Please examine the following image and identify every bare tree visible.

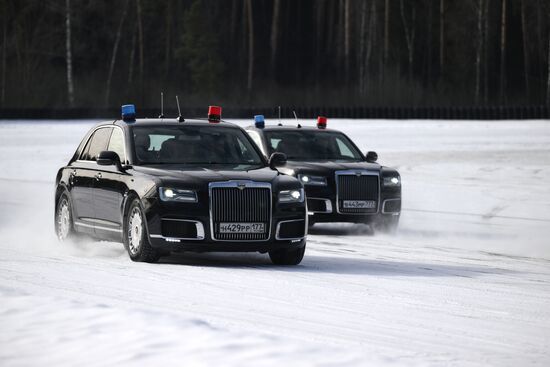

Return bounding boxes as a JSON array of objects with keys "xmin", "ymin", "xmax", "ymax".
[
  {"xmin": 315, "ymin": 0, "xmax": 326, "ymax": 84},
  {"xmin": 521, "ymin": 0, "xmax": 530, "ymax": 99},
  {"xmin": 500, "ymin": 0, "xmax": 507, "ymax": 103},
  {"xmin": 547, "ymin": 22, "xmax": 550, "ymax": 105},
  {"xmin": 400, "ymin": 0, "xmax": 416, "ymax": 80},
  {"xmin": 440, "ymin": 0, "xmax": 445, "ymax": 74},
  {"xmin": 105, "ymin": 0, "xmax": 129, "ymax": 107},
  {"xmin": 164, "ymin": 0, "xmax": 172, "ymax": 77},
  {"xmin": 483, "ymin": 0, "xmax": 490, "ymax": 103},
  {"xmin": 359, "ymin": 0, "xmax": 376, "ymax": 95},
  {"xmin": 474, "ymin": 0, "xmax": 484, "ymax": 105},
  {"xmin": 128, "ymin": 24, "xmax": 137, "ymax": 84},
  {"xmin": 344, "ymin": 0, "xmax": 350, "ymax": 81},
  {"xmin": 1, "ymin": 2, "xmax": 7, "ymax": 107},
  {"xmin": 359, "ymin": 0, "xmax": 367, "ymax": 94},
  {"xmin": 137, "ymin": 0, "xmax": 144, "ymax": 86},
  {"xmin": 270, "ymin": 0, "xmax": 281, "ymax": 76},
  {"xmin": 246, "ymin": 0, "xmax": 254, "ymax": 91},
  {"xmin": 384, "ymin": 0, "xmax": 389, "ymax": 69},
  {"xmin": 65, "ymin": 0, "xmax": 75, "ymax": 107}
]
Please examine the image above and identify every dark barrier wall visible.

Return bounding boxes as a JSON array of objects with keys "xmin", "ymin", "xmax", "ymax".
[{"xmin": 0, "ymin": 106, "xmax": 549, "ymax": 120}]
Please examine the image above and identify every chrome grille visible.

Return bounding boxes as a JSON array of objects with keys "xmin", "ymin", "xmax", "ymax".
[
  {"xmin": 336, "ymin": 171, "xmax": 379, "ymax": 214},
  {"xmin": 210, "ymin": 182, "xmax": 271, "ymax": 241}
]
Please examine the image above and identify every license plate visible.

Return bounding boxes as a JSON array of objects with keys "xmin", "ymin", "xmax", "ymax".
[
  {"xmin": 219, "ymin": 222, "xmax": 265, "ymax": 233},
  {"xmin": 343, "ymin": 200, "xmax": 376, "ymax": 209}
]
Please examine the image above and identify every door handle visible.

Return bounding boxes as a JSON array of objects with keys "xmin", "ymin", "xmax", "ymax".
[{"xmin": 94, "ymin": 173, "xmax": 102, "ymax": 181}]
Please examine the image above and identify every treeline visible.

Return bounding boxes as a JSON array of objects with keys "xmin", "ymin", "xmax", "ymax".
[{"xmin": 1, "ymin": 0, "xmax": 549, "ymax": 111}]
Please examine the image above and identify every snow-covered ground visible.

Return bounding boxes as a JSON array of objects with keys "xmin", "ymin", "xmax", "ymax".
[{"xmin": 1, "ymin": 119, "xmax": 549, "ymax": 367}]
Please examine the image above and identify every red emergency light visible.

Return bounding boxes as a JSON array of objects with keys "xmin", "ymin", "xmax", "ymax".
[
  {"xmin": 317, "ymin": 116, "xmax": 327, "ymax": 129},
  {"xmin": 208, "ymin": 105, "xmax": 222, "ymax": 123}
]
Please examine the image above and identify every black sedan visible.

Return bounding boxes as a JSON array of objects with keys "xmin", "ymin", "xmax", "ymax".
[
  {"xmin": 245, "ymin": 116, "xmax": 401, "ymax": 232},
  {"xmin": 54, "ymin": 107, "xmax": 307, "ymax": 264}
]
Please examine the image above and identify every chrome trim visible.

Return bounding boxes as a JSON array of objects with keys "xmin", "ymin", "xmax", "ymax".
[
  {"xmin": 208, "ymin": 181, "xmax": 272, "ymax": 242},
  {"xmin": 275, "ymin": 219, "xmax": 307, "ymax": 241},
  {"xmin": 74, "ymin": 221, "xmax": 122, "ymax": 233},
  {"xmin": 150, "ymin": 219, "xmax": 205, "ymax": 241},
  {"xmin": 306, "ymin": 197, "xmax": 333, "ymax": 214},
  {"xmin": 335, "ymin": 170, "xmax": 380, "ymax": 215},
  {"xmin": 382, "ymin": 198, "xmax": 401, "ymax": 215}
]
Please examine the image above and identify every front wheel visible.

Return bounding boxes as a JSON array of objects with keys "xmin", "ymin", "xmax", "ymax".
[
  {"xmin": 55, "ymin": 192, "xmax": 76, "ymax": 241},
  {"xmin": 123, "ymin": 198, "xmax": 160, "ymax": 263},
  {"xmin": 269, "ymin": 241, "xmax": 306, "ymax": 265}
]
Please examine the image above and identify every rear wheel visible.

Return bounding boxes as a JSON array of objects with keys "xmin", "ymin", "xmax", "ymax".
[
  {"xmin": 269, "ymin": 241, "xmax": 306, "ymax": 265},
  {"xmin": 124, "ymin": 198, "xmax": 160, "ymax": 263},
  {"xmin": 55, "ymin": 193, "xmax": 76, "ymax": 241}
]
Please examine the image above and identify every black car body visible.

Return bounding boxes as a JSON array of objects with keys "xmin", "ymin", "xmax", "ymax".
[
  {"xmin": 245, "ymin": 123, "xmax": 401, "ymax": 231},
  {"xmin": 54, "ymin": 116, "xmax": 307, "ymax": 264}
]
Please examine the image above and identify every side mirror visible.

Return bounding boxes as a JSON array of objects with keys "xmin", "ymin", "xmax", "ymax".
[
  {"xmin": 97, "ymin": 151, "xmax": 122, "ymax": 170},
  {"xmin": 365, "ymin": 151, "xmax": 378, "ymax": 163},
  {"xmin": 269, "ymin": 152, "xmax": 287, "ymax": 170}
]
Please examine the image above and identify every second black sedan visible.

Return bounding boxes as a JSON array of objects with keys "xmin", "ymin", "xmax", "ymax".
[
  {"xmin": 54, "ymin": 106, "xmax": 307, "ymax": 264},
  {"xmin": 246, "ymin": 116, "xmax": 401, "ymax": 232}
]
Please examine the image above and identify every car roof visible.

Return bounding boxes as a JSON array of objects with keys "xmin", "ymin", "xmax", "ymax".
[
  {"xmin": 94, "ymin": 118, "xmax": 241, "ymax": 129},
  {"xmin": 246, "ymin": 124, "xmax": 340, "ymax": 133}
]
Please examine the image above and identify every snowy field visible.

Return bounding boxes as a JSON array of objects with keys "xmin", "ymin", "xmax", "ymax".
[{"xmin": 0, "ymin": 118, "xmax": 549, "ymax": 366}]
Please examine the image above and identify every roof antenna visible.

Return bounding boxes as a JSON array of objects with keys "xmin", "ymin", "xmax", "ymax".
[
  {"xmin": 293, "ymin": 110, "xmax": 301, "ymax": 128},
  {"xmin": 176, "ymin": 95, "xmax": 184, "ymax": 122},
  {"xmin": 278, "ymin": 106, "xmax": 282, "ymax": 126},
  {"xmin": 159, "ymin": 92, "xmax": 164, "ymax": 118}
]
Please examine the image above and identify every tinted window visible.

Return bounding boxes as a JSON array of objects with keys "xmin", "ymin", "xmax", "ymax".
[
  {"xmin": 264, "ymin": 130, "xmax": 363, "ymax": 161},
  {"xmin": 80, "ymin": 127, "xmax": 113, "ymax": 161},
  {"xmin": 132, "ymin": 125, "xmax": 264, "ymax": 167},
  {"xmin": 107, "ymin": 128, "xmax": 126, "ymax": 163},
  {"xmin": 247, "ymin": 130, "xmax": 266, "ymax": 155}
]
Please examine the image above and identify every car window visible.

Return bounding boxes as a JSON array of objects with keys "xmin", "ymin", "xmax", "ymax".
[
  {"xmin": 247, "ymin": 130, "xmax": 266, "ymax": 155},
  {"xmin": 264, "ymin": 130, "xmax": 363, "ymax": 161},
  {"xmin": 80, "ymin": 127, "xmax": 113, "ymax": 161},
  {"xmin": 107, "ymin": 128, "xmax": 126, "ymax": 163},
  {"xmin": 336, "ymin": 137, "xmax": 355, "ymax": 158},
  {"xmin": 132, "ymin": 125, "xmax": 264, "ymax": 167}
]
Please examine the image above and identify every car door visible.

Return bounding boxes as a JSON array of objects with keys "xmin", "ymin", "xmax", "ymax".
[
  {"xmin": 70, "ymin": 126, "xmax": 113, "ymax": 235},
  {"xmin": 93, "ymin": 127, "xmax": 128, "ymax": 240}
]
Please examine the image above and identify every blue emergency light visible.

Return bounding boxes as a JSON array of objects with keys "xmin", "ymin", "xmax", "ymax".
[
  {"xmin": 121, "ymin": 104, "xmax": 136, "ymax": 122},
  {"xmin": 254, "ymin": 114, "xmax": 265, "ymax": 129}
]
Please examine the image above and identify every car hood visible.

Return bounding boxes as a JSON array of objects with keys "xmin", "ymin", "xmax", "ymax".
[
  {"xmin": 280, "ymin": 160, "xmax": 381, "ymax": 176},
  {"xmin": 132, "ymin": 165, "xmax": 280, "ymax": 184}
]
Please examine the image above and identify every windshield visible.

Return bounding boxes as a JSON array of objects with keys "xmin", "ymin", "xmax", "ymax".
[
  {"xmin": 132, "ymin": 125, "xmax": 264, "ymax": 167},
  {"xmin": 264, "ymin": 130, "xmax": 363, "ymax": 161}
]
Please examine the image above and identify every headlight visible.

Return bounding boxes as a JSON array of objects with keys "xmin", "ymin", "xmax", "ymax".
[
  {"xmin": 383, "ymin": 176, "xmax": 401, "ymax": 187},
  {"xmin": 298, "ymin": 174, "xmax": 327, "ymax": 186},
  {"xmin": 278, "ymin": 188, "xmax": 304, "ymax": 203},
  {"xmin": 159, "ymin": 187, "xmax": 198, "ymax": 202}
]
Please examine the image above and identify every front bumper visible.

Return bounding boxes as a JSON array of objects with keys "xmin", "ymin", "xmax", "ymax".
[
  {"xmin": 305, "ymin": 185, "xmax": 401, "ymax": 223},
  {"xmin": 142, "ymin": 197, "xmax": 307, "ymax": 252}
]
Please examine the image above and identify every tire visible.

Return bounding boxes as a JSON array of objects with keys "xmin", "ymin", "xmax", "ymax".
[
  {"xmin": 123, "ymin": 198, "xmax": 160, "ymax": 263},
  {"xmin": 269, "ymin": 241, "xmax": 306, "ymax": 265},
  {"xmin": 373, "ymin": 215, "xmax": 400, "ymax": 234},
  {"xmin": 55, "ymin": 192, "xmax": 76, "ymax": 241}
]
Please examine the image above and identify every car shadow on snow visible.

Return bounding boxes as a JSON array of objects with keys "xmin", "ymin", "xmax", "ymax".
[{"xmin": 159, "ymin": 251, "xmax": 510, "ymax": 278}]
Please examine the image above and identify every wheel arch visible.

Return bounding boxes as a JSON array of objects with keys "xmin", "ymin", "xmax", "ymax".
[{"xmin": 121, "ymin": 190, "xmax": 152, "ymax": 239}]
